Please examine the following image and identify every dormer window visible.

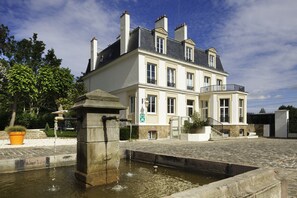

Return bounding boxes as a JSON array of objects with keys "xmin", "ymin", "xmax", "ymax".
[
  {"xmin": 155, "ymin": 27, "xmax": 168, "ymax": 54},
  {"xmin": 209, "ymin": 55, "xmax": 215, "ymax": 67},
  {"xmin": 185, "ymin": 47, "xmax": 192, "ymax": 61},
  {"xmin": 207, "ymin": 48, "xmax": 217, "ymax": 68},
  {"xmin": 156, "ymin": 36, "xmax": 164, "ymax": 53},
  {"xmin": 184, "ymin": 40, "xmax": 195, "ymax": 62}
]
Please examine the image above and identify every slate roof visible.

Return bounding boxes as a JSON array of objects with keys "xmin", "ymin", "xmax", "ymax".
[{"xmin": 85, "ymin": 27, "xmax": 225, "ymax": 74}]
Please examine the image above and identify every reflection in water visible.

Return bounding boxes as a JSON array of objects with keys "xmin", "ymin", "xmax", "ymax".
[{"xmin": 0, "ymin": 160, "xmax": 222, "ymax": 198}]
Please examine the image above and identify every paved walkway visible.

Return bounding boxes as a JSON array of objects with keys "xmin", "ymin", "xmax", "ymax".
[{"xmin": 0, "ymin": 138, "xmax": 296, "ymax": 197}]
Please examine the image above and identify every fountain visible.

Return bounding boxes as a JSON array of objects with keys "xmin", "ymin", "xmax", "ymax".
[
  {"xmin": 0, "ymin": 89, "xmax": 287, "ymax": 197},
  {"xmin": 71, "ymin": 89, "xmax": 126, "ymax": 188},
  {"xmin": 49, "ymin": 105, "xmax": 68, "ymax": 192}
]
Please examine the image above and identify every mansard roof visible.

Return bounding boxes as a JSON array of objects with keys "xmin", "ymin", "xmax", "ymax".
[{"xmin": 85, "ymin": 27, "xmax": 225, "ymax": 74}]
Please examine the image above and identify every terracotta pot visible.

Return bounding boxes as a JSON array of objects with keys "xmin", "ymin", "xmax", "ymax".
[{"xmin": 8, "ymin": 131, "xmax": 26, "ymax": 145}]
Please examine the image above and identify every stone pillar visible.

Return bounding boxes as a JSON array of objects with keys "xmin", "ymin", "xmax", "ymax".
[{"xmin": 72, "ymin": 89, "xmax": 126, "ymax": 188}]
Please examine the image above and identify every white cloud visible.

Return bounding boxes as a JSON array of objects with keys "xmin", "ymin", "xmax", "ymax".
[
  {"xmin": 1, "ymin": 0, "xmax": 121, "ymax": 76},
  {"xmin": 216, "ymin": 0, "xmax": 297, "ymax": 100}
]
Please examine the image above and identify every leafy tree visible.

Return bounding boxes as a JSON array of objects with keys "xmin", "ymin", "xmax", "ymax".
[
  {"xmin": 0, "ymin": 24, "xmax": 16, "ymax": 62},
  {"xmin": 259, "ymin": 108, "xmax": 266, "ymax": 114},
  {"xmin": 44, "ymin": 49, "xmax": 62, "ymax": 67},
  {"xmin": 37, "ymin": 66, "xmax": 74, "ymax": 111},
  {"xmin": 6, "ymin": 64, "xmax": 37, "ymax": 126},
  {"xmin": 0, "ymin": 24, "xmax": 86, "ymax": 128}
]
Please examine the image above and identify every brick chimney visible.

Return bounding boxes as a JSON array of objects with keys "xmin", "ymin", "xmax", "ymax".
[
  {"xmin": 90, "ymin": 37, "xmax": 97, "ymax": 71},
  {"xmin": 120, "ymin": 11, "xmax": 130, "ymax": 55},
  {"xmin": 174, "ymin": 23, "xmax": 187, "ymax": 42},
  {"xmin": 155, "ymin": 15, "xmax": 168, "ymax": 32}
]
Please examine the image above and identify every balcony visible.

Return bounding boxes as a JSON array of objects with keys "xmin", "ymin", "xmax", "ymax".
[{"xmin": 200, "ymin": 84, "xmax": 245, "ymax": 93}]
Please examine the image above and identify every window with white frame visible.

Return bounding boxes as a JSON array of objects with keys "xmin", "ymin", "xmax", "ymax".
[
  {"xmin": 186, "ymin": 72, "xmax": 194, "ymax": 90},
  {"xmin": 217, "ymin": 79, "xmax": 222, "ymax": 85},
  {"xmin": 201, "ymin": 100, "xmax": 208, "ymax": 121},
  {"xmin": 167, "ymin": 67, "xmax": 175, "ymax": 87},
  {"xmin": 187, "ymin": 100, "xmax": 194, "ymax": 117},
  {"xmin": 147, "ymin": 95, "xmax": 156, "ymax": 113},
  {"xmin": 147, "ymin": 63, "xmax": 157, "ymax": 84},
  {"xmin": 167, "ymin": 97, "xmax": 175, "ymax": 114},
  {"xmin": 209, "ymin": 55, "xmax": 215, "ymax": 67},
  {"xmin": 129, "ymin": 96, "xmax": 135, "ymax": 113},
  {"xmin": 156, "ymin": 36, "xmax": 164, "ymax": 53},
  {"xmin": 220, "ymin": 99, "xmax": 229, "ymax": 122},
  {"xmin": 239, "ymin": 99, "xmax": 244, "ymax": 123},
  {"xmin": 185, "ymin": 47, "xmax": 192, "ymax": 61},
  {"xmin": 204, "ymin": 76, "xmax": 210, "ymax": 87}
]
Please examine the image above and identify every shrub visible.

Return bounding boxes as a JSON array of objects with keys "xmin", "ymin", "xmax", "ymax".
[
  {"xmin": 5, "ymin": 125, "xmax": 27, "ymax": 133},
  {"xmin": 183, "ymin": 112, "xmax": 208, "ymax": 134},
  {"xmin": 44, "ymin": 123, "xmax": 50, "ymax": 132},
  {"xmin": 44, "ymin": 129, "xmax": 77, "ymax": 138},
  {"xmin": 120, "ymin": 126, "xmax": 139, "ymax": 140}
]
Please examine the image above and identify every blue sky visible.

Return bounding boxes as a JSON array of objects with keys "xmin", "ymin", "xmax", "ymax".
[{"xmin": 1, "ymin": 0, "xmax": 297, "ymax": 113}]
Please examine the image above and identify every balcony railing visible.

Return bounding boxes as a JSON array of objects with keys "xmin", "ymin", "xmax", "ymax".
[
  {"xmin": 167, "ymin": 82, "xmax": 176, "ymax": 87},
  {"xmin": 187, "ymin": 86, "xmax": 194, "ymax": 90},
  {"xmin": 200, "ymin": 84, "xmax": 245, "ymax": 93},
  {"xmin": 147, "ymin": 78, "xmax": 157, "ymax": 84}
]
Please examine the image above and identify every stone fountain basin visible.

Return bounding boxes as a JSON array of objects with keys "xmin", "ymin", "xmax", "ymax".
[{"xmin": 125, "ymin": 150, "xmax": 287, "ymax": 198}]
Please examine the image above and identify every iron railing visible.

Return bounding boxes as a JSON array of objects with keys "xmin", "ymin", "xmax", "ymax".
[
  {"xmin": 207, "ymin": 117, "xmax": 223, "ymax": 133},
  {"xmin": 147, "ymin": 78, "xmax": 157, "ymax": 84},
  {"xmin": 200, "ymin": 84, "xmax": 245, "ymax": 93},
  {"xmin": 187, "ymin": 86, "xmax": 194, "ymax": 90},
  {"xmin": 167, "ymin": 82, "xmax": 175, "ymax": 87}
]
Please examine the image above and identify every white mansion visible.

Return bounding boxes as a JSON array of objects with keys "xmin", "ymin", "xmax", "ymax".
[{"xmin": 82, "ymin": 11, "xmax": 248, "ymax": 139}]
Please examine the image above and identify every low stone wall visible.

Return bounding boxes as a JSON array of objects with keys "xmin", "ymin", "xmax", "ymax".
[
  {"xmin": 167, "ymin": 168, "xmax": 287, "ymax": 198},
  {"xmin": 0, "ymin": 129, "xmax": 47, "ymax": 140},
  {"xmin": 222, "ymin": 124, "xmax": 264, "ymax": 137},
  {"xmin": 138, "ymin": 125, "xmax": 170, "ymax": 139},
  {"xmin": 125, "ymin": 150, "xmax": 287, "ymax": 198}
]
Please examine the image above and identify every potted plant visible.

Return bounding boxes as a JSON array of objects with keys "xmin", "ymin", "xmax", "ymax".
[
  {"xmin": 183, "ymin": 112, "xmax": 208, "ymax": 133},
  {"xmin": 5, "ymin": 125, "xmax": 27, "ymax": 145},
  {"xmin": 181, "ymin": 112, "xmax": 211, "ymax": 141}
]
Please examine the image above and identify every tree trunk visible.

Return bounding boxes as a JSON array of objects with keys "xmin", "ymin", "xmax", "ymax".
[{"xmin": 9, "ymin": 96, "xmax": 17, "ymax": 126}]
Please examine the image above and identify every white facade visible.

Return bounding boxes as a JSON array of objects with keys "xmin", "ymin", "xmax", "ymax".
[{"xmin": 83, "ymin": 12, "xmax": 248, "ymax": 138}]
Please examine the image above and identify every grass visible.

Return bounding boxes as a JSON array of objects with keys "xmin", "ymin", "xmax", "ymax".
[{"xmin": 44, "ymin": 129, "xmax": 77, "ymax": 138}]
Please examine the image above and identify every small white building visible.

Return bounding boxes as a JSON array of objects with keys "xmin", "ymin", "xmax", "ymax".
[{"xmin": 82, "ymin": 11, "xmax": 248, "ymax": 139}]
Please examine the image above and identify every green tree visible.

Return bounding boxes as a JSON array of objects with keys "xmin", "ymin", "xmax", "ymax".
[
  {"xmin": 0, "ymin": 24, "xmax": 85, "ymax": 128},
  {"xmin": 37, "ymin": 66, "xmax": 74, "ymax": 111},
  {"xmin": 6, "ymin": 64, "xmax": 37, "ymax": 126},
  {"xmin": 0, "ymin": 24, "xmax": 16, "ymax": 62}
]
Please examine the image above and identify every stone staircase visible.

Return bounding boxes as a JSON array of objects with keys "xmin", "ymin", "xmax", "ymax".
[{"xmin": 210, "ymin": 127, "xmax": 224, "ymax": 141}]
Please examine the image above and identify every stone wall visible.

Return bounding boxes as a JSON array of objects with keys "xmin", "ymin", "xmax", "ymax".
[
  {"xmin": 220, "ymin": 124, "xmax": 264, "ymax": 137},
  {"xmin": 0, "ymin": 130, "xmax": 47, "ymax": 140},
  {"xmin": 126, "ymin": 150, "xmax": 287, "ymax": 198},
  {"xmin": 138, "ymin": 125, "xmax": 170, "ymax": 139}
]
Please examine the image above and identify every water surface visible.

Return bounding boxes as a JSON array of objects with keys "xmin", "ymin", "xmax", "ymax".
[{"xmin": 0, "ymin": 160, "xmax": 221, "ymax": 198}]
